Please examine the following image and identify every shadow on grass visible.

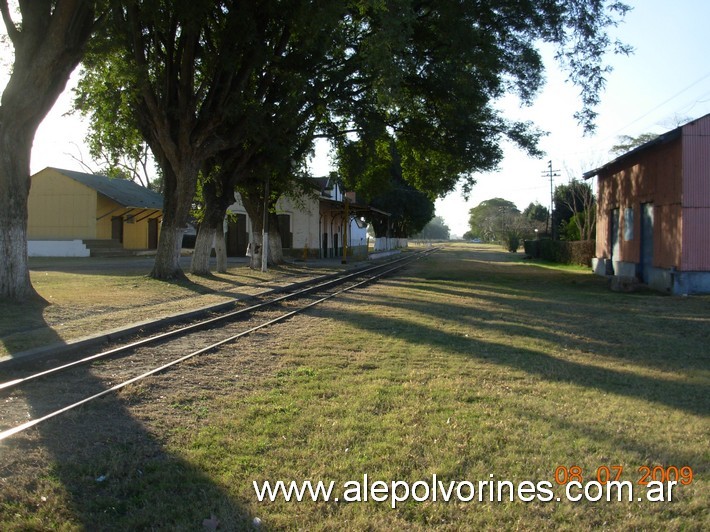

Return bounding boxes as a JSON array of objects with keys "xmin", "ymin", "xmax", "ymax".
[
  {"xmin": 320, "ymin": 294, "xmax": 709, "ymax": 417},
  {"xmin": 0, "ymin": 298, "xmax": 66, "ymax": 367},
  {"xmin": 0, "ymin": 363, "xmax": 252, "ymax": 529},
  {"xmin": 313, "ymin": 247, "xmax": 709, "ymax": 421},
  {"xmin": 380, "ymin": 263, "xmax": 709, "ymax": 376}
]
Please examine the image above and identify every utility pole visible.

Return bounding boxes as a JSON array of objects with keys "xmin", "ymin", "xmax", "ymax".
[{"xmin": 542, "ymin": 160, "xmax": 560, "ymax": 236}]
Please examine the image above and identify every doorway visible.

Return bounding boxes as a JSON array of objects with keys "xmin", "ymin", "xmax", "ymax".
[
  {"xmin": 639, "ymin": 203, "xmax": 654, "ymax": 283},
  {"xmin": 111, "ymin": 216, "xmax": 124, "ymax": 244}
]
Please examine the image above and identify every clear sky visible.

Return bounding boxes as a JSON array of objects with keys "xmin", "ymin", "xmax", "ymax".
[
  {"xmin": 433, "ymin": 0, "xmax": 710, "ymax": 236},
  {"xmin": 6, "ymin": 1, "xmax": 710, "ymax": 237}
]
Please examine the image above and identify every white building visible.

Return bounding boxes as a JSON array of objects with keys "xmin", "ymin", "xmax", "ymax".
[{"xmin": 226, "ymin": 177, "xmax": 380, "ymax": 260}]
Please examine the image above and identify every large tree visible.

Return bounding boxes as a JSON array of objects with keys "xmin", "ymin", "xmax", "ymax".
[
  {"xmin": 75, "ymin": 0, "xmax": 630, "ymax": 280},
  {"xmin": 467, "ymin": 198, "xmax": 521, "ymax": 242},
  {"xmin": 554, "ymin": 179, "xmax": 596, "ymax": 241},
  {"xmin": 0, "ymin": 0, "xmax": 101, "ymax": 301},
  {"xmin": 331, "ymin": 0, "xmax": 631, "ymax": 224},
  {"xmin": 413, "ymin": 216, "xmax": 450, "ymax": 240},
  {"xmin": 77, "ymin": 1, "xmax": 310, "ymax": 279},
  {"xmin": 188, "ymin": 0, "xmax": 350, "ymax": 273},
  {"xmin": 77, "ymin": 0, "xmax": 360, "ymax": 277}
]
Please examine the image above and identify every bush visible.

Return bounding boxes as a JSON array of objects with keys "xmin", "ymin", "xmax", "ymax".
[
  {"xmin": 524, "ymin": 239, "xmax": 540, "ymax": 258},
  {"xmin": 507, "ymin": 234, "xmax": 520, "ymax": 252},
  {"xmin": 523, "ymin": 239, "xmax": 594, "ymax": 267},
  {"xmin": 568, "ymin": 240, "xmax": 595, "ymax": 266}
]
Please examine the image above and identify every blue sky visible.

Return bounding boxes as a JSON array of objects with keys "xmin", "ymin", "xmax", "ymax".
[
  {"xmin": 435, "ymin": 0, "xmax": 710, "ymax": 235},
  {"xmin": 7, "ymin": 1, "xmax": 710, "ymax": 237}
]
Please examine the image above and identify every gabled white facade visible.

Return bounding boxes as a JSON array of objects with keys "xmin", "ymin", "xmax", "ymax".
[{"xmin": 226, "ymin": 178, "xmax": 369, "ymax": 259}]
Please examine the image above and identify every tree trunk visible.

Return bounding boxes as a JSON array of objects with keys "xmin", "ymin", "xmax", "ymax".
[
  {"xmin": 191, "ymin": 225, "xmax": 215, "ymax": 275},
  {"xmin": 215, "ymin": 230, "xmax": 228, "ymax": 273},
  {"xmin": 0, "ymin": 123, "xmax": 36, "ymax": 301},
  {"xmin": 241, "ymin": 191, "xmax": 284, "ymax": 269},
  {"xmin": 150, "ymin": 163, "xmax": 196, "ymax": 280},
  {"xmin": 268, "ymin": 221, "xmax": 284, "ymax": 266},
  {"xmin": 268, "ymin": 212, "xmax": 284, "ymax": 265},
  {"xmin": 0, "ymin": 1, "xmax": 96, "ymax": 301},
  {"xmin": 191, "ymin": 179, "xmax": 235, "ymax": 274}
]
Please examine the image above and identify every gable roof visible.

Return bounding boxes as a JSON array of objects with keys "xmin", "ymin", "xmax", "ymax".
[
  {"xmin": 48, "ymin": 167, "xmax": 163, "ymax": 210},
  {"xmin": 583, "ymin": 112, "xmax": 710, "ymax": 180}
]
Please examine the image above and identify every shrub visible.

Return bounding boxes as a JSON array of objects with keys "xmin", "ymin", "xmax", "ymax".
[
  {"xmin": 524, "ymin": 239, "xmax": 540, "ymax": 258},
  {"xmin": 507, "ymin": 234, "xmax": 520, "ymax": 252},
  {"xmin": 525, "ymin": 239, "xmax": 594, "ymax": 266}
]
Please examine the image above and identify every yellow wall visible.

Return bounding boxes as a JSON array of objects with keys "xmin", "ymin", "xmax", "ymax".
[
  {"xmin": 29, "ymin": 168, "xmax": 161, "ymax": 249},
  {"xmin": 28, "ymin": 168, "xmax": 97, "ymax": 239},
  {"xmin": 92, "ymin": 194, "xmax": 158, "ymax": 249},
  {"xmin": 123, "ymin": 214, "xmax": 152, "ymax": 249}
]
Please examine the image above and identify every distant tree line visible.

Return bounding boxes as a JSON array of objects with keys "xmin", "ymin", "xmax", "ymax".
[{"xmin": 465, "ymin": 179, "xmax": 596, "ymax": 252}]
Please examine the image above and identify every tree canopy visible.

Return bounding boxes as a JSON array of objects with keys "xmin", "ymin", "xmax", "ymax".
[
  {"xmin": 553, "ymin": 179, "xmax": 596, "ymax": 241},
  {"xmin": 467, "ymin": 198, "xmax": 520, "ymax": 242},
  {"xmin": 413, "ymin": 216, "xmax": 451, "ymax": 240},
  {"xmin": 610, "ymin": 133, "xmax": 660, "ymax": 156},
  {"xmin": 55, "ymin": 0, "xmax": 630, "ymax": 280}
]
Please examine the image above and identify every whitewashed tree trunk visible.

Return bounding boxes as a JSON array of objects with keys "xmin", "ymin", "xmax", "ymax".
[
  {"xmin": 0, "ymin": 2, "xmax": 96, "ymax": 301},
  {"xmin": 215, "ymin": 230, "xmax": 228, "ymax": 273},
  {"xmin": 152, "ymin": 224, "xmax": 186, "ymax": 279},
  {"xmin": 248, "ymin": 230, "xmax": 263, "ymax": 270},
  {"xmin": 191, "ymin": 225, "xmax": 215, "ymax": 275},
  {"xmin": 268, "ymin": 221, "xmax": 284, "ymax": 264}
]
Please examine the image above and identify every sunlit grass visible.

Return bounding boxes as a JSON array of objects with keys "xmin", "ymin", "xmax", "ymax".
[
  {"xmin": 0, "ymin": 260, "xmax": 341, "ymax": 357},
  {"xmin": 181, "ymin": 246, "xmax": 708, "ymax": 529},
  {"xmin": 1, "ymin": 245, "xmax": 707, "ymax": 529}
]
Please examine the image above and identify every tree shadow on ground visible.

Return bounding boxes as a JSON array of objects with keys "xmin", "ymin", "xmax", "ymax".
[
  {"xmin": 0, "ymin": 361, "xmax": 252, "ymax": 529},
  {"xmin": 380, "ymin": 259, "xmax": 710, "ymax": 377},
  {"xmin": 322, "ymin": 293, "xmax": 709, "ymax": 417},
  {"xmin": 0, "ymin": 298, "xmax": 66, "ymax": 370},
  {"xmin": 305, "ymin": 296, "xmax": 708, "ymax": 473}
]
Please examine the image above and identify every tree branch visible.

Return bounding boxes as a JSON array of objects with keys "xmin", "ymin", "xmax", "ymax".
[{"xmin": 0, "ymin": 0, "xmax": 20, "ymax": 45}]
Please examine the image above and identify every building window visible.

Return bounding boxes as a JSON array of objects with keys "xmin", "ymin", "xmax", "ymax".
[{"xmin": 623, "ymin": 207, "xmax": 634, "ymax": 241}]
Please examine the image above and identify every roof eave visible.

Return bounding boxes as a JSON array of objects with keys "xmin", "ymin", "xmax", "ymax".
[{"xmin": 583, "ymin": 128, "xmax": 682, "ymax": 179}]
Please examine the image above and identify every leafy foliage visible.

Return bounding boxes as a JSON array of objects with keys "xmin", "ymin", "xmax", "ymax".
[
  {"xmin": 523, "ymin": 201, "xmax": 550, "ymax": 223},
  {"xmin": 467, "ymin": 198, "xmax": 520, "ymax": 242},
  {"xmin": 413, "ymin": 216, "xmax": 450, "ymax": 240},
  {"xmin": 71, "ymin": 0, "xmax": 630, "ymax": 276},
  {"xmin": 610, "ymin": 132, "xmax": 660, "ymax": 156},
  {"xmin": 367, "ymin": 179, "xmax": 435, "ymax": 239},
  {"xmin": 553, "ymin": 179, "xmax": 596, "ymax": 241}
]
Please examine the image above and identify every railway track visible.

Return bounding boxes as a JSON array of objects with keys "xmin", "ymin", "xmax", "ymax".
[{"xmin": 0, "ymin": 248, "xmax": 438, "ymax": 441}]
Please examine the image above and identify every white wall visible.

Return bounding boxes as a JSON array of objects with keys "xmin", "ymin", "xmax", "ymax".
[{"xmin": 28, "ymin": 240, "xmax": 90, "ymax": 257}]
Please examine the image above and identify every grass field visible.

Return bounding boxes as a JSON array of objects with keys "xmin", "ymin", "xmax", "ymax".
[
  {"xmin": 1, "ymin": 244, "xmax": 708, "ymax": 530},
  {"xmin": 0, "ymin": 258, "xmax": 339, "ymax": 357}
]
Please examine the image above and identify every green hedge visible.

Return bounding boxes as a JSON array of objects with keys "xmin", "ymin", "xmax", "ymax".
[{"xmin": 524, "ymin": 239, "xmax": 594, "ymax": 267}]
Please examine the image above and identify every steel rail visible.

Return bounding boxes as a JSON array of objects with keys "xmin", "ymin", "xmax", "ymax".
[
  {"xmin": 0, "ymin": 248, "xmax": 435, "ymax": 441},
  {"xmin": 0, "ymin": 250, "xmax": 433, "ymax": 393}
]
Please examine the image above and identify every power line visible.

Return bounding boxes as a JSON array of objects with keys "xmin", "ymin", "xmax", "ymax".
[{"xmin": 607, "ymin": 70, "xmax": 710, "ymax": 138}]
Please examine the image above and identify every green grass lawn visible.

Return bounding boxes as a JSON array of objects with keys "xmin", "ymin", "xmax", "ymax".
[
  {"xmin": 1, "ymin": 244, "xmax": 708, "ymax": 530},
  {"xmin": 0, "ymin": 259, "xmax": 339, "ymax": 357}
]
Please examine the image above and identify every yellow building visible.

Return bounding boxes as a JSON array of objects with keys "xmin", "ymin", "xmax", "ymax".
[{"xmin": 28, "ymin": 167, "xmax": 163, "ymax": 257}]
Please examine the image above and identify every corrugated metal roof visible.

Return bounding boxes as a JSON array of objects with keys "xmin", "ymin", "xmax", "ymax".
[
  {"xmin": 582, "ymin": 128, "xmax": 682, "ymax": 179},
  {"xmin": 50, "ymin": 167, "xmax": 163, "ymax": 209},
  {"xmin": 583, "ymin": 112, "xmax": 710, "ymax": 179}
]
